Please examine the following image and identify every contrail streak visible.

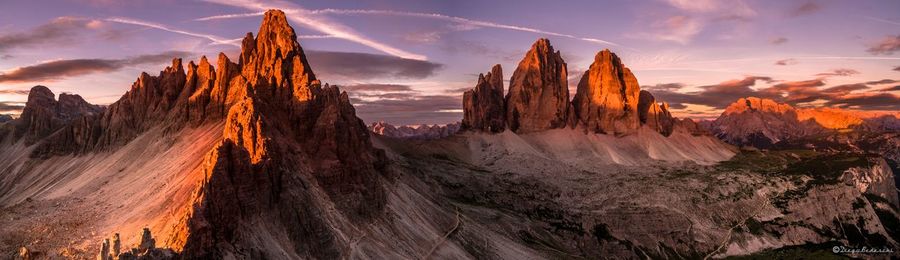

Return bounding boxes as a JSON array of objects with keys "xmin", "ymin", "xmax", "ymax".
[
  {"xmin": 200, "ymin": 0, "xmax": 428, "ymax": 60},
  {"xmin": 106, "ymin": 17, "xmax": 239, "ymax": 46},
  {"xmin": 195, "ymin": 8, "xmax": 619, "ymax": 46},
  {"xmin": 864, "ymin": 16, "xmax": 900, "ymax": 26}
]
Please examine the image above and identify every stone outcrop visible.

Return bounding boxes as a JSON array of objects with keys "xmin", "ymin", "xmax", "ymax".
[
  {"xmin": 462, "ymin": 65, "xmax": 505, "ymax": 132},
  {"xmin": 98, "ymin": 228, "xmax": 175, "ymax": 260},
  {"xmin": 572, "ymin": 49, "xmax": 641, "ymax": 135},
  {"xmin": 842, "ymin": 157, "xmax": 900, "ymax": 208},
  {"xmin": 673, "ymin": 118, "xmax": 708, "ymax": 136},
  {"xmin": 637, "ymin": 90, "xmax": 675, "ymax": 136},
  {"xmin": 98, "ymin": 238, "xmax": 110, "ymax": 260},
  {"xmin": 0, "ymin": 114, "xmax": 12, "ymax": 123},
  {"xmin": 11, "ymin": 86, "xmax": 102, "ymax": 145},
  {"xmin": 505, "ymin": 39, "xmax": 570, "ymax": 133}
]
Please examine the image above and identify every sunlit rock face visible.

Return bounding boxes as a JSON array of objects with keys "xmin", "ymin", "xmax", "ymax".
[
  {"xmin": 178, "ymin": 10, "xmax": 387, "ymax": 258},
  {"xmin": 572, "ymin": 49, "xmax": 642, "ymax": 135},
  {"xmin": 1, "ymin": 10, "xmax": 387, "ymax": 259},
  {"xmin": 505, "ymin": 38, "xmax": 570, "ymax": 133}
]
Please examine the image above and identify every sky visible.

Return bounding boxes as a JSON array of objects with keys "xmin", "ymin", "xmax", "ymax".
[{"xmin": 0, "ymin": 0, "xmax": 898, "ymax": 125}]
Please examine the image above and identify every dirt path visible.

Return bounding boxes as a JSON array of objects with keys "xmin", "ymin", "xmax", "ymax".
[
  {"xmin": 422, "ymin": 207, "xmax": 461, "ymax": 260},
  {"xmin": 704, "ymin": 194, "xmax": 770, "ymax": 260}
]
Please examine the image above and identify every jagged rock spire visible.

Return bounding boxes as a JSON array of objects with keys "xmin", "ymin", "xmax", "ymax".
[
  {"xmin": 239, "ymin": 10, "xmax": 317, "ymax": 102},
  {"xmin": 505, "ymin": 38, "xmax": 570, "ymax": 133},
  {"xmin": 462, "ymin": 64, "xmax": 506, "ymax": 132}
]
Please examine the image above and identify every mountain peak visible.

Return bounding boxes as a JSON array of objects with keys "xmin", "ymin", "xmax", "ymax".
[
  {"xmin": 527, "ymin": 38, "xmax": 561, "ymax": 62},
  {"xmin": 573, "ymin": 48, "xmax": 643, "ymax": 134},
  {"xmin": 26, "ymin": 85, "xmax": 54, "ymax": 104},
  {"xmin": 237, "ymin": 9, "xmax": 317, "ymax": 100},
  {"xmin": 256, "ymin": 9, "xmax": 298, "ymax": 56},
  {"xmin": 506, "ymin": 38, "xmax": 569, "ymax": 133},
  {"xmin": 15, "ymin": 85, "xmax": 102, "ymax": 145}
]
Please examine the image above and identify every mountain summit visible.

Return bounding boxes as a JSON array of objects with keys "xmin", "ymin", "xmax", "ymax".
[{"xmin": 1, "ymin": 10, "xmax": 387, "ymax": 259}]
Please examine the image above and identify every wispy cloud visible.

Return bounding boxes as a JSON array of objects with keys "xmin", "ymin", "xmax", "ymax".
[
  {"xmin": 0, "ymin": 102, "xmax": 26, "ymax": 113},
  {"xmin": 195, "ymin": 7, "xmax": 620, "ymax": 47},
  {"xmin": 637, "ymin": 15, "xmax": 703, "ymax": 44},
  {"xmin": 775, "ymin": 58, "xmax": 797, "ymax": 66},
  {"xmin": 867, "ymin": 35, "xmax": 900, "ymax": 55},
  {"xmin": 199, "ymin": 0, "xmax": 428, "ymax": 60},
  {"xmin": 788, "ymin": 1, "xmax": 823, "ymax": 17},
  {"xmin": 0, "ymin": 16, "xmax": 106, "ymax": 53},
  {"xmin": 649, "ymin": 0, "xmax": 755, "ymax": 44},
  {"xmin": 343, "ymin": 83, "xmax": 416, "ymax": 92},
  {"xmin": 0, "ymin": 89, "xmax": 31, "ymax": 95},
  {"xmin": 663, "ymin": 0, "xmax": 719, "ymax": 12},
  {"xmin": 864, "ymin": 79, "xmax": 897, "ymax": 85},
  {"xmin": 663, "ymin": 0, "xmax": 756, "ymax": 18},
  {"xmin": 770, "ymin": 37, "xmax": 788, "ymax": 45},
  {"xmin": 352, "ymin": 94, "xmax": 462, "ymax": 125},
  {"xmin": 814, "ymin": 68, "xmax": 859, "ymax": 77},
  {"xmin": 305, "ymin": 50, "xmax": 442, "ymax": 82},
  {"xmin": 648, "ymin": 76, "xmax": 778, "ymax": 109},
  {"xmin": 0, "ymin": 50, "xmax": 191, "ymax": 83}
]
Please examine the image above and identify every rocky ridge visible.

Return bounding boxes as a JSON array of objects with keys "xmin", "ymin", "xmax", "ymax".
[
  {"xmin": 1, "ymin": 86, "xmax": 102, "ymax": 146},
  {"xmin": 461, "ymin": 39, "xmax": 677, "ymax": 136},
  {"xmin": 1, "ymin": 10, "xmax": 387, "ymax": 259}
]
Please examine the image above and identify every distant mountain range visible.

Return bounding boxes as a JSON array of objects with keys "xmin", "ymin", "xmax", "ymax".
[
  {"xmin": 705, "ymin": 97, "xmax": 900, "ymax": 163},
  {"xmin": 368, "ymin": 121, "xmax": 460, "ymax": 140}
]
